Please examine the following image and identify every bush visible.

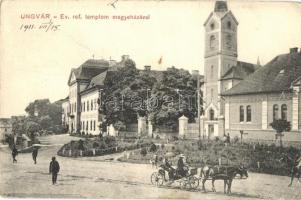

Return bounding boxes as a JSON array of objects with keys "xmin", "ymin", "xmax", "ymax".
[
  {"xmin": 149, "ymin": 143, "xmax": 157, "ymax": 152},
  {"xmin": 233, "ymin": 136, "xmax": 240, "ymax": 144},
  {"xmin": 140, "ymin": 147, "xmax": 147, "ymax": 156},
  {"xmin": 93, "ymin": 142, "xmax": 99, "ymax": 148}
]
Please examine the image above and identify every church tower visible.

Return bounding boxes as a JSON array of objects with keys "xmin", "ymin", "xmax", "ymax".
[{"xmin": 202, "ymin": 0, "xmax": 238, "ymax": 137}]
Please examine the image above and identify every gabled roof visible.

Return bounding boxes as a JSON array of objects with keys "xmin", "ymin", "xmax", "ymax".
[
  {"xmin": 222, "ymin": 50, "xmax": 301, "ymax": 96},
  {"xmin": 221, "ymin": 61, "xmax": 257, "ymax": 80},
  {"xmin": 88, "ymin": 70, "xmax": 108, "ymax": 88},
  {"xmin": 68, "ymin": 59, "xmax": 109, "ymax": 85}
]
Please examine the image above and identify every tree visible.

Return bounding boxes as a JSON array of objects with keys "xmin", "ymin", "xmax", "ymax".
[
  {"xmin": 39, "ymin": 115, "xmax": 52, "ymax": 130},
  {"xmin": 270, "ymin": 119, "xmax": 291, "ymax": 147},
  {"xmin": 25, "ymin": 99, "xmax": 63, "ymax": 133},
  {"xmin": 25, "ymin": 99, "xmax": 51, "ymax": 117},
  {"xmin": 113, "ymin": 121, "xmax": 126, "ymax": 137},
  {"xmin": 25, "ymin": 121, "xmax": 40, "ymax": 139},
  {"xmin": 11, "ymin": 116, "xmax": 26, "ymax": 136},
  {"xmin": 102, "ymin": 63, "xmax": 199, "ymax": 131}
]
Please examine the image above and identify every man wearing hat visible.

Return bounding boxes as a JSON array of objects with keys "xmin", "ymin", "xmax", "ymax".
[
  {"xmin": 49, "ymin": 157, "xmax": 60, "ymax": 185},
  {"xmin": 177, "ymin": 154, "xmax": 187, "ymax": 177}
]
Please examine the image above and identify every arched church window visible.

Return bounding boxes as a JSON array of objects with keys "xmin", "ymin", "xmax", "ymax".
[
  {"xmin": 281, "ymin": 104, "xmax": 287, "ymax": 120},
  {"xmin": 239, "ymin": 106, "xmax": 244, "ymax": 122},
  {"xmin": 209, "ymin": 109, "xmax": 215, "ymax": 120},
  {"xmin": 227, "ymin": 21, "xmax": 232, "ymax": 29},
  {"xmin": 246, "ymin": 105, "xmax": 252, "ymax": 122},
  {"xmin": 273, "ymin": 104, "xmax": 278, "ymax": 121},
  {"xmin": 210, "ymin": 35, "xmax": 216, "ymax": 49}
]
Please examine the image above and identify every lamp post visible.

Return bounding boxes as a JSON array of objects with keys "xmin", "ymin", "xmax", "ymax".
[{"xmin": 146, "ymin": 88, "xmax": 151, "ymax": 137}]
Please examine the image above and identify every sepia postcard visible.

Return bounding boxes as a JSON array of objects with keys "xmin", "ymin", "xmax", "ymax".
[{"xmin": 0, "ymin": 0, "xmax": 301, "ymax": 199}]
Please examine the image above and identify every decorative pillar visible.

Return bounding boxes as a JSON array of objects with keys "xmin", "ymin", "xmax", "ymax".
[
  {"xmin": 262, "ymin": 97, "xmax": 268, "ymax": 130},
  {"xmin": 218, "ymin": 116, "xmax": 225, "ymax": 137},
  {"xmin": 138, "ymin": 116, "xmax": 147, "ymax": 137},
  {"xmin": 178, "ymin": 115, "xmax": 188, "ymax": 138},
  {"xmin": 148, "ymin": 120, "xmax": 153, "ymax": 138},
  {"xmin": 292, "ymin": 87, "xmax": 299, "ymax": 131}
]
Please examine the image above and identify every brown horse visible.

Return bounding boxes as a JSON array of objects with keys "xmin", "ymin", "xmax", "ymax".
[
  {"xmin": 200, "ymin": 165, "xmax": 248, "ymax": 194},
  {"xmin": 280, "ymin": 154, "xmax": 301, "ymax": 187}
]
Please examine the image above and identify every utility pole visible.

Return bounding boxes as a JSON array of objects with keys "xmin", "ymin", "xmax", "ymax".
[{"xmin": 192, "ymin": 70, "xmax": 201, "ymax": 140}]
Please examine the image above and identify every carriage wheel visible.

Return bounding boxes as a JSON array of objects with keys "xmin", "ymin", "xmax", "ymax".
[
  {"xmin": 188, "ymin": 176, "xmax": 199, "ymax": 189},
  {"xmin": 151, "ymin": 172, "xmax": 158, "ymax": 185},
  {"xmin": 180, "ymin": 180, "xmax": 187, "ymax": 189},
  {"xmin": 151, "ymin": 172, "xmax": 164, "ymax": 187}
]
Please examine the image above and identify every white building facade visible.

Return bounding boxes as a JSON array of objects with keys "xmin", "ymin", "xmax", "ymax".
[{"xmin": 62, "ymin": 56, "xmax": 130, "ymax": 135}]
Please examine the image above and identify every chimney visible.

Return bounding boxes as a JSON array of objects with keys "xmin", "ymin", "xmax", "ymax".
[
  {"xmin": 290, "ymin": 47, "xmax": 298, "ymax": 54},
  {"xmin": 144, "ymin": 65, "xmax": 151, "ymax": 71}
]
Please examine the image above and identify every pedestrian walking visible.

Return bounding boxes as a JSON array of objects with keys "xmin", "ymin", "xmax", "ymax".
[
  {"xmin": 226, "ymin": 133, "xmax": 231, "ymax": 144},
  {"xmin": 32, "ymin": 147, "xmax": 39, "ymax": 164},
  {"xmin": 12, "ymin": 145, "xmax": 18, "ymax": 163},
  {"xmin": 49, "ymin": 157, "xmax": 60, "ymax": 185}
]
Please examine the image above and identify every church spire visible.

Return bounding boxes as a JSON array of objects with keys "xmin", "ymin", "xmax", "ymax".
[
  {"xmin": 214, "ymin": 0, "xmax": 228, "ymax": 12},
  {"xmin": 257, "ymin": 56, "xmax": 261, "ymax": 67}
]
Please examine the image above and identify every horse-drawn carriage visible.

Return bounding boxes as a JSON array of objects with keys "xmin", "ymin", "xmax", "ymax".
[
  {"xmin": 150, "ymin": 164, "xmax": 199, "ymax": 189},
  {"xmin": 151, "ymin": 163, "xmax": 249, "ymax": 193}
]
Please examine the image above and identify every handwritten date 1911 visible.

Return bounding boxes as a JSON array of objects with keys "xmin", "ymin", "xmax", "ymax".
[{"xmin": 20, "ymin": 20, "xmax": 60, "ymax": 32}]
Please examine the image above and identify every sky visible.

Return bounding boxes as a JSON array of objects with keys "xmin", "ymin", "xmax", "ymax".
[{"xmin": 0, "ymin": 0, "xmax": 301, "ymax": 118}]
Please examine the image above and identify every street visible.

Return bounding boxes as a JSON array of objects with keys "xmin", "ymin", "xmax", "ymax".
[{"xmin": 0, "ymin": 134, "xmax": 300, "ymax": 199}]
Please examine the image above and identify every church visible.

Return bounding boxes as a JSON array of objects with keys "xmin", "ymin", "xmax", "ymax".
[{"xmin": 201, "ymin": 0, "xmax": 301, "ymax": 141}]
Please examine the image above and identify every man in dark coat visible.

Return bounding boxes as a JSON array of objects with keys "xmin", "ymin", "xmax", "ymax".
[
  {"xmin": 177, "ymin": 154, "xmax": 187, "ymax": 177},
  {"xmin": 12, "ymin": 146, "xmax": 18, "ymax": 163},
  {"xmin": 32, "ymin": 147, "xmax": 39, "ymax": 164},
  {"xmin": 49, "ymin": 157, "xmax": 60, "ymax": 185}
]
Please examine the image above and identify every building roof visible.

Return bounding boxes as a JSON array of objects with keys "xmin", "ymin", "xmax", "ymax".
[
  {"xmin": 214, "ymin": 0, "xmax": 228, "ymax": 12},
  {"xmin": 70, "ymin": 59, "xmax": 109, "ymax": 82},
  {"xmin": 222, "ymin": 49, "xmax": 301, "ymax": 96},
  {"xmin": 204, "ymin": 0, "xmax": 238, "ymax": 26},
  {"xmin": 221, "ymin": 61, "xmax": 257, "ymax": 80},
  {"xmin": 88, "ymin": 70, "xmax": 108, "ymax": 88}
]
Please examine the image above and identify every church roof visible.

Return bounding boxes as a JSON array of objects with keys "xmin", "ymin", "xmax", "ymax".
[
  {"xmin": 204, "ymin": 0, "xmax": 238, "ymax": 26},
  {"xmin": 222, "ymin": 48, "xmax": 301, "ymax": 96},
  {"xmin": 221, "ymin": 61, "xmax": 257, "ymax": 80},
  {"xmin": 214, "ymin": 0, "xmax": 228, "ymax": 12}
]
